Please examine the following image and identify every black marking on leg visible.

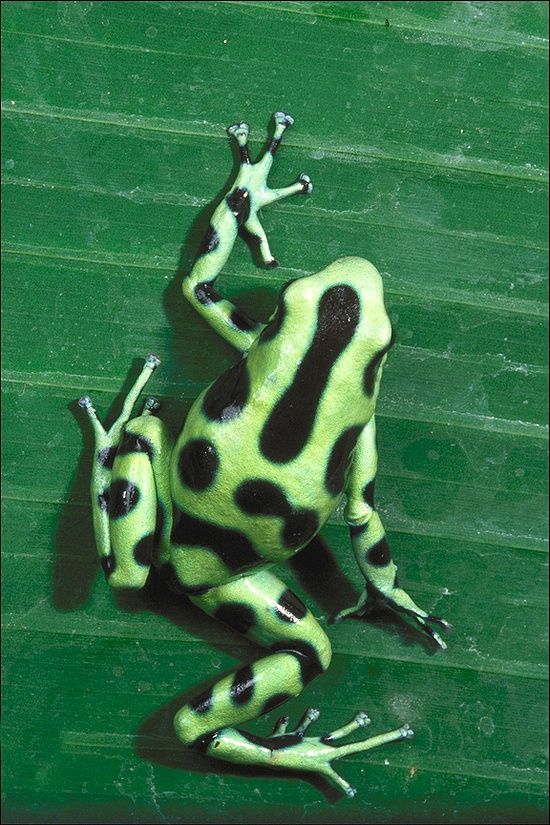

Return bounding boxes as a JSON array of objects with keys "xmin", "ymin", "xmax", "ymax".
[
  {"xmin": 226, "ymin": 187, "xmax": 251, "ymax": 226},
  {"xmin": 98, "ymin": 489, "xmax": 109, "ymax": 512},
  {"xmin": 363, "ymin": 327, "xmax": 396, "ymax": 397},
  {"xmin": 325, "ymin": 425, "xmax": 363, "ymax": 497},
  {"xmin": 101, "ymin": 554, "xmax": 116, "ymax": 579},
  {"xmin": 197, "ymin": 224, "xmax": 221, "ymax": 256},
  {"xmin": 234, "ymin": 479, "xmax": 318, "ymax": 550},
  {"xmin": 108, "ymin": 480, "xmax": 140, "ymax": 518},
  {"xmin": 259, "ymin": 297, "xmax": 286, "ymax": 344},
  {"xmin": 366, "ymin": 536, "xmax": 391, "ymax": 567},
  {"xmin": 350, "ymin": 523, "xmax": 368, "ymax": 538},
  {"xmin": 214, "ymin": 602, "xmax": 256, "ymax": 635},
  {"xmin": 202, "ymin": 359, "xmax": 250, "ymax": 422},
  {"xmin": 271, "ymin": 640, "xmax": 325, "ymax": 686},
  {"xmin": 261, "ymin": 692, "xmax": 293, "ymax": 716},
  {"xmin": 98, "ymin": 446, "xmax": 116, "ymax": 469},
  {"xmin": 230, "ymin": 307, "xmax": 257, "ymax": 332},
  {"xmin": 191, "ymin": 731, "xmax": 218, "ymax": 753},
  {"xmin": 363, "ymin": 479, "xmax": 376, "ymax": 509},
  {"xmin": 178, "ymin": 439, "xmax": 219, "ymax": 491},
  {"xmin": 194, "ymin": 281, "xmax": 222, "ymax": 305},
  {"xmin": 172, "ymin": 510, "xmax": 262, "ymax": 573},
  {"xmin": 269, "ymin": 137, "xmax": 281, "ymax": 156},
  {"xmin": 118, "ymin": 431, "xmax": 154, "ymax": 459},
  {"xmin": 230, "ymin": 665, "xmax": 255, "ymax": 705},
  {"xmin": 260, "ymin": 285, "xmax": 361, "ymax": 463},
  {"xmin": 133, "ymin": 533, "xmax": 154, "ymax": 566},
  {"xmin": 190, "ymin": 687, "xmax": 214, "ymax": 715},
  {"xmin": 239, "ymin": 145, "xmax": 250, "ymax": 164},
  {"xmin": 274, "ymin": 589, "xmax": 308, "ymax": 623}
]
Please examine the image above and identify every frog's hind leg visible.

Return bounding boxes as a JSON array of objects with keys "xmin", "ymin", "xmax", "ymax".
[
  {"xmin": 79, "ymin": 355, "xmax": 173, "ymax": 587},
  {"xmin": 173, "ymin": 569, "xmax": 413, "ymax": 796},
  {"xmin": 79, "ymin": 354, "xmax": 161, "ymax": 560}
]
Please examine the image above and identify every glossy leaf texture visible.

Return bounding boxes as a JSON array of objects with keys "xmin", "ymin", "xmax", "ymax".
[{"xmin": 1, "ymin": 2, "xmax": 548, "ymax": 823}]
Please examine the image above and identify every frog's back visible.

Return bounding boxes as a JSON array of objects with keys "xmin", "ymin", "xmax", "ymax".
[{"xmin": 170, "ymin": 257, "xmax": 393, "ymax": 585}]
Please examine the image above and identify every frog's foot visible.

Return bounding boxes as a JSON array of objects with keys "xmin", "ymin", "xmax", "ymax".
[
  {"xmin": 255, "ymin": 709, "xmax": 413, "ymax": 798},
  {"xmin": 227, "ymin": 121, "xmax": 249, "ymax": 145},
  {"xmin": 227, "ymin": 121, "xmax": 251, "ymax": 165},
  {"xmin": 332, "ymin": 587, "xmax": 452, "ymax": 651},
  {"xmin": 274, "ymin": 111, "xmax": 294, "ymax": 129},
  {"xmin": 79, "ymin": 353, "xmax": 160, "ymax": 443},
  {"xmin": 298, "ymin": 172, "xmax": 313, "ymax": 194},
  {"xmin": 143, "ymin": 396, "xmax": 161, "ymax": 414}
]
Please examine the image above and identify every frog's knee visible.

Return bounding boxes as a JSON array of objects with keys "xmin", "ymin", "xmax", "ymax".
[
  {"xmin": 316, "ymin": 630, "xmax": 333, "ymax": 672},
  {"xmin": 173, "ymin": 706, "xmax": 204, "ymax": 748},
  {"xmin": 273, "ymin": 630, "xmax": 333, "ymax": 687}
]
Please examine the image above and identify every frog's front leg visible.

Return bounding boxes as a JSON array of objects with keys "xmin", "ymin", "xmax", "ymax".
[
  {"xmin": 335, "ymin": 416, "xmax": 452, "ymax": 649},
  {"xmin": 79, "ymin": 355, "xmax": 173, "ymax": 586},
  {"xmin": 173, "ymin": 569, "xmax": 413, "ymax": 797},
  {"xmin": 182, "ymin": 112, "xmax": 312, "ymax": 353}
]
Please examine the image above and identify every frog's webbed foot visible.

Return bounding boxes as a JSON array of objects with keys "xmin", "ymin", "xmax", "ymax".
[{"xmin": 260, "ymin": 708, "xmax": 413, "ymax": 798}]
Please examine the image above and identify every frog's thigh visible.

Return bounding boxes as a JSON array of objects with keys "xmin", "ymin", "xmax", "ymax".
[{"xmin": 174, "ymin": 569, "xmax": 332, "ymax": 747}]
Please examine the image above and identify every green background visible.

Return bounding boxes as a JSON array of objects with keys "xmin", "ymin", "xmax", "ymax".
[{"xmin": 2, "ymin": 2, "xmax": 548, "ymax": 822}]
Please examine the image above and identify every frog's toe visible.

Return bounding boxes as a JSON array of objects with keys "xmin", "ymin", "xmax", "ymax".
[
  {"xmin": 298, "ymin": 172, "xmax": 313, "ymax": 194},
  {"xmin": 274, "ymin": 111, "xmax": 294, "ymax": 128},
  {"xmin": 78, "ymin": 395, "xmax": 93, "ymax": 411},
  {"xmin": 144, "ymin": 396, "xmax": 161, "ymax": 413},
  {"xmin": 295, "ymin": 707, "xmax": 320, "ymax": 735},
  {"xmin": 415, "ymin": 613, "xmax": 452, "ymax": 650},
  {"xmin": 272, "ymin": 714, "xmax": 289, "ymax": 735},
  {"xmin": 330, "ymin": 602, "xmax": 371, "ymax": 624},
  {"xmin": 145, "ymin": 353, "xmax": 161, "ymax": 369},
  {"xmin": 227, "ymin": 122, "xmax": 249, "ymax": 141},
  {"xmin": 322, "ymin": 710, "xmax": 371, "ymax": 744}
]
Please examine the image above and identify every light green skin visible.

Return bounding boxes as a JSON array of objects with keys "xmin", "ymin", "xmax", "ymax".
[{"xmin": 80, "ymin": 112, "xmax": 450, "ymax": 799}]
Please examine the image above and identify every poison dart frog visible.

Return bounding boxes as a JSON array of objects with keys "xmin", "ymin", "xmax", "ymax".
[{"xmin": 79, "ymin": 111, "xmax": 451, "ymax": 798}]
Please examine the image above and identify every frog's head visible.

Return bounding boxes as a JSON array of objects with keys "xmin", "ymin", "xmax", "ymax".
[{"xmin": 264, "ymin": 256, "xmax": 393, "ymax": 356}]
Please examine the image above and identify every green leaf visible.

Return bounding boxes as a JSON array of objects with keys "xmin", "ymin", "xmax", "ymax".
[{"xmin": 2, "ymin": 2, "xmax": 548, "ymax": 823}]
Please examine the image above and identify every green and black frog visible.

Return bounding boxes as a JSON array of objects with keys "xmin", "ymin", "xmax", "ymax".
[{"xmin": 79, "ymin": 112, "xmax": 450, "ymax": 798}]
